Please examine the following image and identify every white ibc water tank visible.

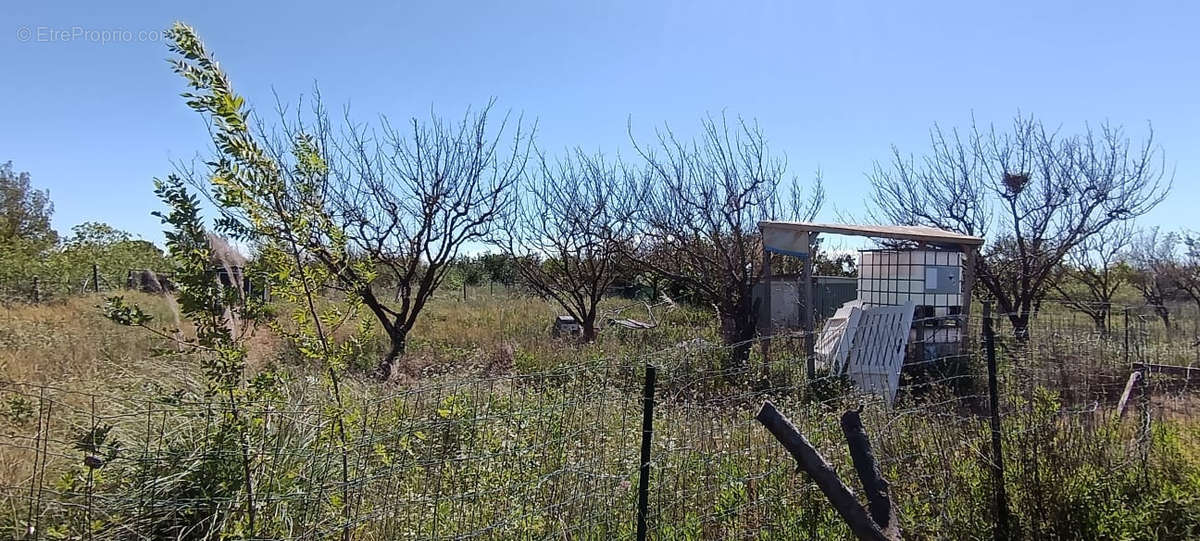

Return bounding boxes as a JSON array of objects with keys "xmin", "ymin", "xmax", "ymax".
[
  {"xmin": 857, "ymin": 249, "xmax": 965, "ymax": 344},
  {"xmin": 857, "ymin": 250, "xmax": 963, "ymax": 310}
]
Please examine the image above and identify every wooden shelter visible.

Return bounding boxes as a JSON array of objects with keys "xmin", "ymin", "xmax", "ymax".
[{"xmin": 758, "ymin": 221, "xmax": 985, "ymax": 377}]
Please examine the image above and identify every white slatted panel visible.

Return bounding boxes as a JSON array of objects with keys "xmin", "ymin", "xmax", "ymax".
[
  {"xmin": 843, "ymin": 301, "xmax": 915, "ymax": 404},
  {"xmin": 815, "ymin": 301, "xmax": 863, "ymax": 374}
]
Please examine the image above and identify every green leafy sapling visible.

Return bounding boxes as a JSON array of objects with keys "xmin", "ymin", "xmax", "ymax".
[
  {"xmin": 162, "ymin": 22, "xmax": 375, "ymax": 537},
  {"xmin": 103, "ymin": 175, "xmax": 268, "ymax": 537}
]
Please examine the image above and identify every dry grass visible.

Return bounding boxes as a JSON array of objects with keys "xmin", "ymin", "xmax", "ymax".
[
  {"xmin": 0, "ymin": 292, "xmax": 193, "ymax": 385},
  {"xmin": 0, "ymin": 294, "xmax": 201, "ymax": 494},
  {"xmin": 2, "ymin": 289, "xmax": 1198, "ymax": 539}
]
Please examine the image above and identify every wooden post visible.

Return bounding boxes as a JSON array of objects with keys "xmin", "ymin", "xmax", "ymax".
[
  {"xmin": 802, "ymin": 235, "xmax": 816, "ymax": 379},
  {"xmin": 31, "ymin": 276, "xmax": 40, "ymax": 303},
  {"xmin": 761, "ymin": 243, "xmax": 772, "ymax": 378},
  {"xmin": 1116, "ymin": 371, "xmax": 1142, "ymax": 419},
  {"xmin": 841, "ymin": 409, "xmax": 897, "ymax": 534},
  {"xmin": 635, "ymin": 364, "xmax": 657, "ymax": 541},
  {"xmin": 983, "ymin": 301, "xmax": 1010, "ymax": 541},
  {"xmin": 960, "ymin": 246, "xmax": 977, "ymax": 356},
  {"xmin": 756, "ymin": 401, "xmax": 896, "ymax": 541},
  {"xmin": 1124, "ymin": 308, "xmax": 1131, "ymax": 368},
  {"xmin": 92, "ymin": 264, "xmax": 100, "ymax": 293}
]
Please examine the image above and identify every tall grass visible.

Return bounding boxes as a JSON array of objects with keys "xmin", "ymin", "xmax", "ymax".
[{"xmin": 1, "ymin": 291, "xmax": 1198, "ymax": 539}]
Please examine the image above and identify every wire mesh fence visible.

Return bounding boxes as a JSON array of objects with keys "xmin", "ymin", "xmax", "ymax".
[
  {"xmin": 0, "ymin": 271, "xmax": 120, "ymax": 304},
  {"xmin": 0, "ymin": 300, "xmax": 1195, "ymax": 539},
  {"xmin": 0, "ymin": 265, "xmax": 171, "ymax": 304}
]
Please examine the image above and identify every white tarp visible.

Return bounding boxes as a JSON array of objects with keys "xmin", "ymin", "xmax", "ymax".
[{"xmin": 762, "ymin": 227, "xmax": 809, "ymax": 259}]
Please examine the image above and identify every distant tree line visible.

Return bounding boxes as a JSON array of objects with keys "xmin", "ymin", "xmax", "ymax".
[{"xmin": 0, "ymin": 161, "xmax": 168, "ymax": 296}]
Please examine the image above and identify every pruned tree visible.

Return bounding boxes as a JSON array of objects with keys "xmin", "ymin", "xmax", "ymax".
[
  {"xmin": 1129, "ymin": 227, "xmax": 1176, "ymax": 329},
  {"xmin": 1170, "ymin": 230, "xmax": 1200, "ymax": 314},
  {"xmin": 870, "ymin": 115, "xmax": 1168, "ymax": 338},
  {"xmin": 627, "ymin": 114, "xmax": 824, "ymax": 368},
  {"xmin": 1049, "ymin": 221, "xmax": 1134, "ymax": 334},
  {"xmin": 329, "ymin": 102, "xmax": 532, "ymax": 375},
  {"xmin": 166, "ymin": 23, "xmax": 531, "ymax": 379},
  {"xmin": 496, "ymin": 149, "xmax": 635, "ymax": 341}
]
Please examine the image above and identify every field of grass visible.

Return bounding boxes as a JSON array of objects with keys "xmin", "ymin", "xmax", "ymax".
[{"xmin": 2, "ymin": 289, "xmax": 1199, "ymax": 539}]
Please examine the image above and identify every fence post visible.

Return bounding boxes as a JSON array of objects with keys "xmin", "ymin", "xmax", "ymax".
[
  {"xmin": 92, "ymin": 264, "xmax": 101, "ymax": 293},
  {"xmin": 636, "ymin": 363, "xmax": 657, "ymax": 541},
  {"xmin": 983, "ymin": 301, "xmax": 1009, "ymax": 541},
  {"xmin": 31, "ymin": 276, "xmax": 40, "ymax": 303},
  {"xmin": 1124, "ymin": 308, "xmax": 1130, "ymax": 367}
]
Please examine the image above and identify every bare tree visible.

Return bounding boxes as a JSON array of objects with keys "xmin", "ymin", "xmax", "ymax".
[
  {"xmin": 1049, "ymin": 221, "xmax": 1134, "ymax": 334},
  {"xmin": 870, "ymin": 115, "xmax": 1168, "ymax": 338},
  {"xmin": 1170, "ymin": 230, "xmax": 1200, "ymax": 313},
  {"xmin": 165, "ymin": 24, "xmax": 531, "ymax": 380},
  {"xmin": 1129, "ymin": 227, "xmax": 1176, "ymax": 329},
  {"xmin": 496, "ymin": 149, "xmax": 635, "ymax": 341},
  {"xmin": 329, "ymin": 102, "xmax": 533, "ymax": 376},
  {"xmin": 627, "ymin": 114, "xmax": 824, "ymax": 368}
]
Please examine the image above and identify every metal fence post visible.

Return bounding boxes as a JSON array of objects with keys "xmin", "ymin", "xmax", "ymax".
[
  {"xmin": 1124, "ymin": 308, "xmax": 1130, "ymax": 367},
  {"xmin": 636, "ymin": 363, "xmax": 657, "ymax": 541},
  {"xmin": 983, "ymin": 301, "xmax": 1009, "ymax": 541}
]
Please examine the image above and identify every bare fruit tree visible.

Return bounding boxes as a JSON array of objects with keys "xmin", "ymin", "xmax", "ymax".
[
  {"xmin": 870, "ymin": 115, "xmax": 1168, "ymax": 338},
  {"xmin": 331, "ymin": 102, "xmax": 533, "ymax": 376},
  {"xmin": 166, "ymin": 21, "xmax": 533, "ymax": 379},
  {"xmin": 627, "ymin": 114, "xmax": 824, "ymax": 369},
  {"xmin": 1129, "ymin": 227, "xmax": 1177, "ymax": 329},
  {"xmin": 1050, "ymin": 221, "xmax": 1134, "ymax": 334},
  {"xmin": 1171, "ymin": 230, "xmax": 1200, "ymax": 314},
  {"xmin": 496, "ymin": 149, "xmax": 635, "ymax": 341}
]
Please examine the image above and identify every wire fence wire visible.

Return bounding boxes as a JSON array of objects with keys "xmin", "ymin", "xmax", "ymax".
[{"xmin": 1, "ymin": 301, "xmax": 1195, "ymax": 540}]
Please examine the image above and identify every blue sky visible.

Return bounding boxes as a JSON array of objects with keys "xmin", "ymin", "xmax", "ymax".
[{"xmin": 2, "ymin": 0, "xmax": 1196, "ymax": 247}]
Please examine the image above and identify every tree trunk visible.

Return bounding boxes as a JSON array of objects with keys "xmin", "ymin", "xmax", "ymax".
[
  {"xmin": 1155, "ymin": 306, "xmax": 1171, "ymax": 331},
  {"xmin": 1008, "ymin": 312, "xmax": 1031, "ymax": 344},
  {"xmin": 377, "ymin": 328, "xmax": 409, "ymax": 379},
  {"xmin": 1091, "ymin": 312, "xmax": 1108, "ymax": 336},
  {"xmin": 581, "ymin": 318, "xmax": 597, "ymax": 342},
  {"xmin": 721, "ymin": 312, "xmax": 755, "ymax": 373}
]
